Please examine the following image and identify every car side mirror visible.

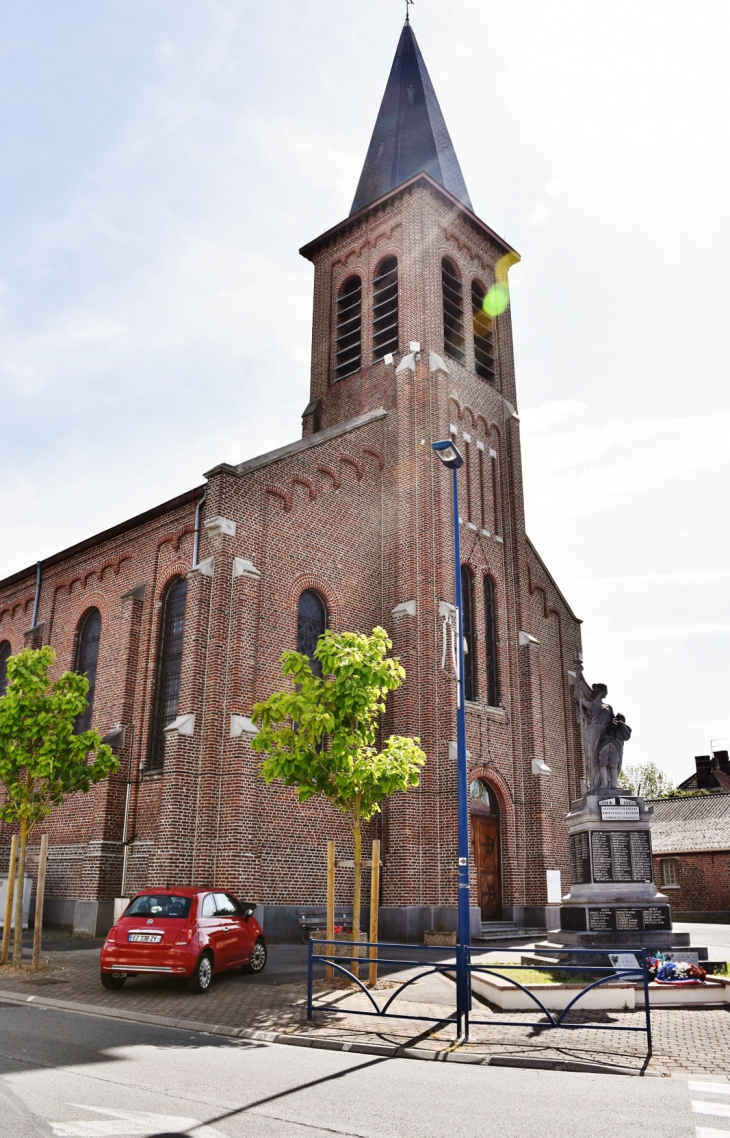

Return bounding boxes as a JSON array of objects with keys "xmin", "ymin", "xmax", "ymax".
[{"xmin": 242, "ymin": 906, "xmax": 255, "ymax": 920}]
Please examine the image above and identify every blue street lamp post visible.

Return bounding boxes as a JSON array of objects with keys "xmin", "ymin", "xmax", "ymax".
[{"xmin": 432, "ymin": 439, "xmax": 471, "ymax": 1030}]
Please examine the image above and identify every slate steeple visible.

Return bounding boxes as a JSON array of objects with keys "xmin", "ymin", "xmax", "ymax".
[{"xmin": 350, "ymin": 21, "xmax": 472, "ymax": 217}]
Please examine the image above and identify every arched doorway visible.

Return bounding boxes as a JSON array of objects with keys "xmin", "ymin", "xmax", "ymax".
[{"xmin": 470, "ymin": 778, "xmax": 501, "ymax": 919}]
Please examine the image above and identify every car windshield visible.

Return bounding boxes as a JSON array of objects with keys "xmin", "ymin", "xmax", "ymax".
[{"xmin": 125, "ymin": 895, "xmax": 192, "ymax": 919}]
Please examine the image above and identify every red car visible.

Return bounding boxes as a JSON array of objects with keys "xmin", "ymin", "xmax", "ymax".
[{"xmin": 100, "ymin": 887, "xmax": 267, "ymax": 994}]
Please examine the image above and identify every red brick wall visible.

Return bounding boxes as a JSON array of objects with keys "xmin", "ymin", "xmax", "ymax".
[{"xmin": 654, "ymin": 852, "xmax": 730, "ymax": 915}]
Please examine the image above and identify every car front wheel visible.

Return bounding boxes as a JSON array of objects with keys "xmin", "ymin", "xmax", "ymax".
[
  {"xmin": 243, "ymin": 938, "xmax": 267, "ymax": 974},
  {"xmin": 186, "ymin": 951, "xmax": 214, "ymax": 994},
  {"xmin": 100, "ymin": 971, "xmax": 126, "ymax": 990}
]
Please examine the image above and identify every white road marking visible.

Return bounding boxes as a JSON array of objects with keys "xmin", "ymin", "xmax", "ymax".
[
  {"xmin": 694, "ymin": 1102, "xmax": 730, "ymax": 1118},
  {"xmin": 696, "ymin": 1130, "xmax": 730, "ymax": 1138},
  {"xmin": 690, "ymin": 1083, "xmax": 730, "ymax": 1096},
  {"xmin": 50, "ymin": 1103, "xmax": 227, "ymax": 1137}
]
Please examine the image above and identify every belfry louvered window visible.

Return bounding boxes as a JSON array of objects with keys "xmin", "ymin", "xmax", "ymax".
[
  {"xmin": 334, "ymin": 276, "xmax": 362, "ymax": 381},
  {"xmin": 296, "ymin": 589, "xmax": 327, "ymax": 676},
  {"xmin": 148, "ymin": 576, "xmax": 188, "ymax": 770},
  {"xmin": 0, "ymin": 641, "xmax": 10, "ymax": 697},
  {"xmin": 442, "ymin": 258, "xmax": 465, "ymax": 363},
  {"xmin": 472, "ymin": 281, "xmax": 496, "ymax": 382},
  {"xmin": 74, "ymin": 608, "xmax": 102, "ymax": 734},
  {"xmin": 372, "ymin": 257, "xmax": 399, "ymax": 360},
  {"xmin": 461, "ymin": 564, "xmax": 476, "ymax": 702},
  {"xmin": 483, "ymin": 576, "xmax": 500, "ymax": 707}
]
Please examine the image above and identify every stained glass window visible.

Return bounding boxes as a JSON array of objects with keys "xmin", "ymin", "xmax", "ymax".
[
  {"xmin": 296, "ymin": 590, "xmax": 327, "ymax": 675},
  {"xmin": 483, "ymin": 576, "xmax": 500, "ymax": 708},
  {"xmin": 148, "ymin": 576, "xmax": 188, "ymax": 770},
  {"xmin": 74, "ymin": 609, "xmax": 101, "ymax": 734},
  {"xmin": 461, "ymin": 564, "xmax": 476, "ymax": 701},
  {"xmin": 0, "ymin": 641, "xmax": 10, "ymax": 697}
]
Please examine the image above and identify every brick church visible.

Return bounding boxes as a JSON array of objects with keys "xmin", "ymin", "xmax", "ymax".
[{"xmin": 0, "ymin": 20, "xmax": 584, "ymax": 940}]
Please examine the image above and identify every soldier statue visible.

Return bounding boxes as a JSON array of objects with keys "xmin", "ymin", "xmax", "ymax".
[{"xmin": 569, "ymin": 662, "xmax": 631, "ymax": 792}]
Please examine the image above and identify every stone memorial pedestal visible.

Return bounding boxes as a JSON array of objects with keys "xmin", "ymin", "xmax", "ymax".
[{"xmin": 547, "ymin": 791, "xmax": 690, "ymax": 952}]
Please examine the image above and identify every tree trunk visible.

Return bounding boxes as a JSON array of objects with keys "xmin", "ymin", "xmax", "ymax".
[
  {"xmin": 351, "ymin": 811, "xmax": 361, "ymax": 978},
  {"xmin": 12, "ymin": 817, "xmax": 28, "ymax": 968}
]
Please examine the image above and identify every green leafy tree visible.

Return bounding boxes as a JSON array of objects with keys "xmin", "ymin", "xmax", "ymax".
[
  {"xmin": 0, "ymin": 647, "xmax": 118, "ymax": 966},
  {"xmin": 619, "ymin": 760, "xmax": 675, "ymax": 799},
  {"xmin": 251, "ymin": 627, "xmax": 426, "ymax": 953}
]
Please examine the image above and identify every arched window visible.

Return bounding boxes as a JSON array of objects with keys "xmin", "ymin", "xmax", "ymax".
[
  {"xmin": 0, "ymin": 641, "xmax": 11, "ymax": 697},
  {"xmin": 483, "ymin": 576, "xmax": 500, "ymax": 707},
  {"xmin": 472, "ymin": 280, "xmax": 496, "ymax": 382},
  {"xmin": 469, "ymin": 778, "xmax": 500, "ymax": 816},
  {"xmin": 334, "ymin": 275, "xmax": 362, "ymax": 381},
  {"xmin": 442, "ymin": 258, "xmax": 465, "ymax": 364},
  {"xmin": 296, "ymin": 589, "xmax": 328, "ymax": 676},
  {"xmin": 73, "ymin": 609, "xmax": 102, "ymax": 734},
  {"xmin": 461, "ymin": 564, "xmax": 476, "ymax": 702},
  {"xmin": 372, "ymin": 257, "xmax": 398, "ymax": 360},
  {"xmin": 149, "ymin": 576, "xmax": 188, "ymax": 770}
]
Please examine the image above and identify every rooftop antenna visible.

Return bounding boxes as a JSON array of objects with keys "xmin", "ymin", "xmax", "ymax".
[{"xmin": 405, "ymin": 0, "xmax": 414, "ymax": 24}]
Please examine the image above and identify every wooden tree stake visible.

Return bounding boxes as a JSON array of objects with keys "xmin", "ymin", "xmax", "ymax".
[
  {"xmin": 326, "ymin": 840, "xmax": 335, "ymax": 982},
  {"xmin": 368, "ymin": 839, "xmax": 380, "ymax": 987},
  {"xmin": 31, "ymin": 835, "xmax": 48, "ymax": 971},
  {"xmin": 1, "ymin": 835, "xmax": 18, "ymax": 966}
]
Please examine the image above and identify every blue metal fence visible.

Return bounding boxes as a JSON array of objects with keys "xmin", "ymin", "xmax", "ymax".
[{"xmin": 306, "ymin": 939, "xmax": 652, "ymax": 1057}]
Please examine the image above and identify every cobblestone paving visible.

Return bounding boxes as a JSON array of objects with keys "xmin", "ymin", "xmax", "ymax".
[{"xmin": 2, "ymin": 948, "xmax": 730, "ymax": 1078}]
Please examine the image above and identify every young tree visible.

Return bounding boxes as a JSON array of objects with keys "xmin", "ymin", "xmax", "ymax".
[
  {"xmin": 0, "ymin": 647, "xmax": 118, "ymax": 967},
  {"xmin": 251, "ymin": 626, "xmax": 426, "ymax": 954},
  {"xmin": 619, "ymin": 760, "xmax": 675, "ymax": 799}
]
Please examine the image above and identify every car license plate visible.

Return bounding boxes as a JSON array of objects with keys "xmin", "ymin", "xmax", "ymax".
[{"xmin": 128, "ymin": 933, "xmax": 162, "ymax": 943}]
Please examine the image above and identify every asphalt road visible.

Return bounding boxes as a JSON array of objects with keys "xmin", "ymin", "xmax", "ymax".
[{"xmin": 0, "ymin": 1002, "xmax": 724, "ymax": 1138}]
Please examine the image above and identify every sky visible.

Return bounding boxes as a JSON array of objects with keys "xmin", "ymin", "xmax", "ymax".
[{"xmin": 0, "ymin": 0, "xmax": 728, "ymax": 785}]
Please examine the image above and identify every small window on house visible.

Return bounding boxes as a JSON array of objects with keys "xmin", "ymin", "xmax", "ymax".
[
  {"xmin": 483, "ymin": 576, "xmax": 500, "ymax": 708},
  {"xmin": 442, "ymin": 258, "xmax": 465, "ymax": 364},
  {"xmin": 461, "ymin": 564, "xmax": 476, "ymax": 702},
  {"xmin": 74, "ymin": 609, "xmax": 102, "ymax": 734},
  {"xmin": 372, "ymin": 257, "xmax": 399, "ymax": 360},
  {"xmin": 472, "ymin": 281, "xmax": 496, "ymax": 382},
  {"xmin": 334, "ymin": 275, "xmax": 362, "ymax": 381},
  {"xmin": 0, "ymin": 641, "xmax": 10, "ymax": 697},
  {"xmin": 296, "ymin": 589, "xmax": 328, "ymax": 676},
  {"xmin": 148, "ymin": 576, "xmax": 188, "ymax": 770},
  {"xmin": 661, "ymin": 858, "xmax": 679, "ymax": 888}
]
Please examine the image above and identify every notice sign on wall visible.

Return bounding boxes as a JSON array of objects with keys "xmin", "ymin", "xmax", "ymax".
[{"xmin": 599, "ymin": 797, "xmax": 640, "ymax": 821}]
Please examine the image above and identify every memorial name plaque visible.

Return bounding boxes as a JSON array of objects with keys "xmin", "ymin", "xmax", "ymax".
[
  {"xmin": 569, "ymin": 832, "xmax": 591, "ymax": 884},
  {"xmin": 587, "ymin": 906, "xmax": 671, "ymax": 932},
  {"xmin": 590, "ymin": 829, "xmax": 653, "ymax": 884},
  {"xmin": 599, "ymin": 797, "xmax": 640, "ymax": 822}
]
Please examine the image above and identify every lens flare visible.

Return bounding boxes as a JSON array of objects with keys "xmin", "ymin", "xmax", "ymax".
[{"xmin": 482, "ymin": 282, "xmax": 510, "ymax": 318}]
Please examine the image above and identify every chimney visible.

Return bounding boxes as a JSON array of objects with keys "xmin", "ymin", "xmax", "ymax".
[{"xmin": 695, "ymin": 755, "xmax": 713, "ymax": 788}]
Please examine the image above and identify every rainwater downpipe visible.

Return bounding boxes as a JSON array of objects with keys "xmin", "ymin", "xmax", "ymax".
[
  {"xmin": 31, "ymin": 560, "xmax": 42, "ymax": 629},
  {"xmin": 192, "ymin": 489, "xmax": 207, "ymax": 569}
]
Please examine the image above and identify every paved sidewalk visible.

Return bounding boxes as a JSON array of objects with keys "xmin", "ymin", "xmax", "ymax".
[{"xmin": 2, "ymin": 941, "xmax": 730, "ymax": 1078}]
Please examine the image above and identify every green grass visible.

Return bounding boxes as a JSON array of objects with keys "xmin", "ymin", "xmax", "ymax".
[{"xmin": 472, "ymin": 961, "xmax": 603, "ymax": 987}]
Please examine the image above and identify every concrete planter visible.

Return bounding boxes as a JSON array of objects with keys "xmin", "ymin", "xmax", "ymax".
[
  {"xmin": 470, "ymin": 971, "xmax": 637, "ymax": 1011},
  {"xmin": 424, "ymin": 931, "xmax": 457, "ymax": 947}
]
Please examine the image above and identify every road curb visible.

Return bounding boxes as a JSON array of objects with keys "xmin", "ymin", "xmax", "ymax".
[{"xmin": 0, "ymin": 987, "xmax": 652, "ymax": 1074}]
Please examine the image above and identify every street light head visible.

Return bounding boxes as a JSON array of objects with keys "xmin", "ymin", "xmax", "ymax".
[{"xmin": 431, "ymin": 439, "xmax": 464, "ymax": 469}]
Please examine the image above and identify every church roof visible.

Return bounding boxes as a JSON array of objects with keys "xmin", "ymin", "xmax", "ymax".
[{"xmin": 350, "ymin": 21, "xmax": 472, "ymax": 217}]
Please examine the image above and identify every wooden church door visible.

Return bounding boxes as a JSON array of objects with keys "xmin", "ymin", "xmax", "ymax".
[{"xmin": 469, "ymin": 778, "xmax": 502, "ymax": 919}]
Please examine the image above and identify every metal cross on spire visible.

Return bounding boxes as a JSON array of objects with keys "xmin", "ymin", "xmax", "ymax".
[{"xmin": 405, "ymin": 0, "xmax": 414, "ymax": 24}]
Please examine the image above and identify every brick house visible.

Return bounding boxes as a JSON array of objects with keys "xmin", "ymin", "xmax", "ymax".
[
  {"xmin": 651, "ymin": 795, "xmax": 730, "ymax": 921},
  {"xmin": 0, "ymin": 21, "xmax": 584, "ymax": 939}
]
